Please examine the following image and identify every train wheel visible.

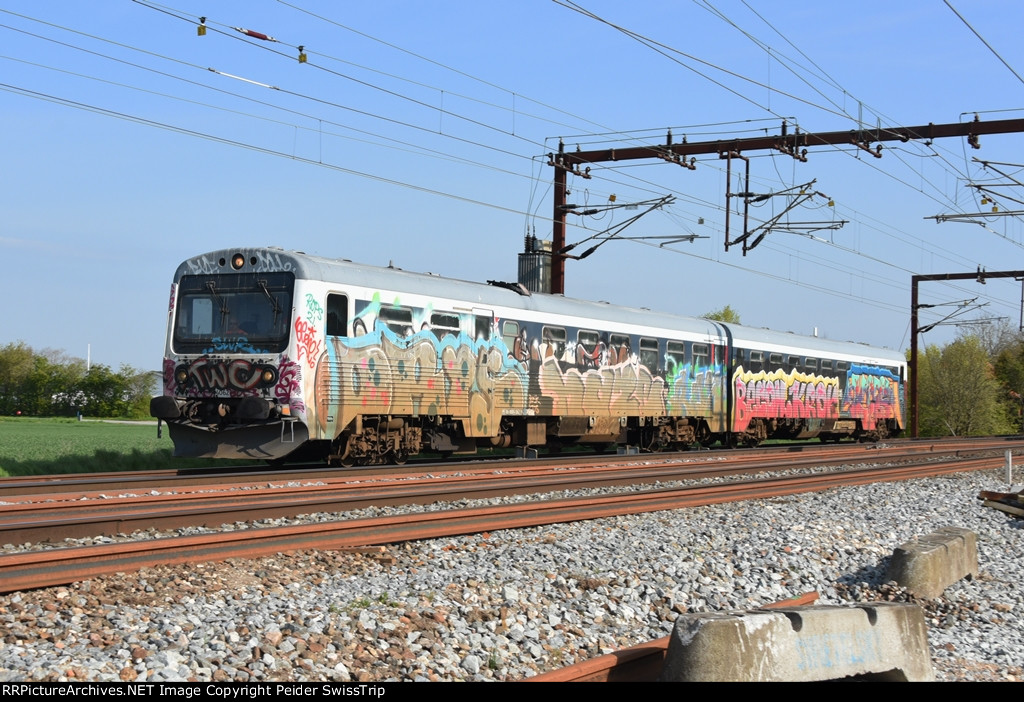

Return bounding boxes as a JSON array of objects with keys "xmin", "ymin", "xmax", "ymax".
[{"xmin": 392, "ymin": 450, "xmax": 409, "ymax": 465}]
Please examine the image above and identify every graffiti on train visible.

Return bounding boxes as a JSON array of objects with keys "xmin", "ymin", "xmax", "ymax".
[
  {"xmin": 842, "ymin": 364, "xmax": 902, "ymax": 428},
  {"xmin": 183, "ymin": 249, "xmax": 295, "ymax": 276},
  {"xmin": 294, "ymin": 318, "xmax": 322, "ymax": 368},
  {"xmin": 274, "ymin": 355, "xmax": 305, "ymax": 414},
  {"xmin": 536, "ymin": 355, "xmax": 668, "ymax": 418},
  {"xmin": 315, "ymin": 326, "xmax": 529, "ymax": 438},
  {"xmin": 665, "ymin": 359, "xmax": 725, "ymax": 418},
  {"xmin": 316, "ymin": 294, "xmax": 731, "ymax": 430},
  {"xmin": 172, "ymin": 357, "xmax": 275, "ymax": 395},
  {"xmin": 733, "ymin": 366, "xmax": 841, "ymax": 431},
  {"xmin": 293, "ymin": 292, "xmax": 326, "ymax": 369},
  {"xmin": 203, "ymin": 336, "xmax": 264, "ymax": 355}
]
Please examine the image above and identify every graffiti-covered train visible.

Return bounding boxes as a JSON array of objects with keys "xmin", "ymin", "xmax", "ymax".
[{"xmin": 150, "ymin": 247, "xmax": 906, "ymax": 464}]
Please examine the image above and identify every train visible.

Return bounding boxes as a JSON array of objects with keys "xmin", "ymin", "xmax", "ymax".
[{"xmin": 150, "ymin": 247, "xmax": 906, "ymax": 464}]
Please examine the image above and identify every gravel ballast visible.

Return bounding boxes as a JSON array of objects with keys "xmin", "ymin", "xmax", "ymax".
[{"xmin": 0, "ymin": 468, "xmax": 1021, "ymax": 682}]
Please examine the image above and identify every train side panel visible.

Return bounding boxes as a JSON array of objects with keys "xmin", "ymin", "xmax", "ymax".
[
  {"xmin": 304, "ymin": 283, "xmax": 730, "ymax": 463},
  {"xmin": 725, "ymin": 327, "xmax": 905, "ymax": 443}
]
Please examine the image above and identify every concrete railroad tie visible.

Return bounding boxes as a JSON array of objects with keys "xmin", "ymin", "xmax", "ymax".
[{"xmin": 886, "ymin": 527, "xmax": 978, "ymax": 600}]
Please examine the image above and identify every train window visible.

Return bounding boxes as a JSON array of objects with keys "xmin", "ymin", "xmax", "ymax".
[
  {"xmin": 475, "ymin": 315, "xmax": 491, "ymax": 341},
  {"xmin": 378, "ymin": 307, "xmax": 413, "ymax": 337},
  {"xmin": 430, "ymin": 312, "xmax": 460, "ymax": 340},
  {"xmin": 608, "ymin": 333, "xmax": 631, "ymax": 364},
  {"xmin": 502, "ymin": 321, "xmax": 519, "ymax": 349},
  {"xmin": 821, "ymin": 360, "xmax": 833, "ymax": 371},
  {"xmin": 666, "ymin": 341, "xmax": 685, "ymax": 373},
  {"xmin": 639, "ymin": 338, "xmax": 659, "ymax": 372},
  {"xmin": 542, "ymin": 326, "xmax": 566, "ymax": 359},
  {"xmin": 326, "ymin": 295, "xmax": 348, "ymax": 336},
  {"xmin": 504, "ymin": 321, "xmax": 530, "ymax": 363},
  {"xmin": 578, "ymin": 330, "xmax": 599, "ymax": 351},
  {"xmin": 805, "ymin": 358, "xmax": 818, "ymax": 372},
  {"xmin": 836, "ymin": 361, "xmax": 850, "ymax": 371},
  {"xmin": 769, "ymin": 353, "xmax": 783, "ymax": 365},
  {"xmin": 787, "ymin": 355, "xmax": 799, "ymax": 367},
  {"xmin": 745, "ymin": 350, "xmax": 764, "ymax": 372},
  {"xmin": 577, "ymin": 330, "xmax": 600, "ymax": 367},
  {"xmin": 187, "ymin": 298, "xmax": 213, "ymax": 335},
  {"xmin": 172, "ymin": 271, "xmax": 294, "ymax": 353},
  {"xmin": 692, "ymin": 344, "xmax": 709, "ymax": 366}
]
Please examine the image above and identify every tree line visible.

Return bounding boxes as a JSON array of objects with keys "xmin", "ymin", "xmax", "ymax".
[
  {"xmin": 0, "ymin": 342, "xmax": 154, "ymax": 418},
  {"xmin": 916, "ymin": 322, "xmax": 1024, "ymax": 437}
]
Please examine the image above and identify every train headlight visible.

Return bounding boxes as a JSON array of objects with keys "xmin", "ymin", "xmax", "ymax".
[
  {"xmin": 231, "ymin": 253, "xmax": 245, "ymax": 270},
  {"xmin": 260, "ymin": 367, "xmax": 278, "ymax": 386},
  {"xmin": 174, "ymin": 365, "xmax": 189, "ymax": 386}
]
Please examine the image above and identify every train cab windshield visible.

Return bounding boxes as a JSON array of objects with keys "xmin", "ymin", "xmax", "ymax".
[{"xmin": 172, "ymin": 272, "xmax": 294, "ymax": 354}]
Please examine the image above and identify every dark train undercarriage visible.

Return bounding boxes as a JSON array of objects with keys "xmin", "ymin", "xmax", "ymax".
[{"xmin": 320, "ymin": 413, "xmax": 898, "ymax": 467}]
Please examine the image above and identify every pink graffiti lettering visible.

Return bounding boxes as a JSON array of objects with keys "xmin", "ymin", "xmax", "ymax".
[
  {"xmin": 274, "ymin": 356, "xmax": 304, "ymax": 412},
  {"xmin": 294, "ymin": 317, "xmax": 322, "ymax": 368},
  {"xmin": 843, "ymin": 373, "xmax": 899, "ymax": 427},
  {"xmin": 733, "ymin": 367, "xmax": 840, "ymax": 432},
  {"xmin": 163, "ymin": 358, "xmax": 176, "ymax": 395}
]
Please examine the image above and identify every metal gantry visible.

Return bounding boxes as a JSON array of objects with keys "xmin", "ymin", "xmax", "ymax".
[{"xmin": 548, "ymin": 116, "xmax": 1024, "ymax": 294}]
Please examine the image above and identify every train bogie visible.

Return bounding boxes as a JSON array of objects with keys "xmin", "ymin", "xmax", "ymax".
[{"xmin": 151, "ymin": 248, "xmax": 906, "ymax": 464}]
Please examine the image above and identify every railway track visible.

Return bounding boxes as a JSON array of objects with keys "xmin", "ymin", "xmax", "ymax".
[
  {"xmin": 1, "ymin": 437, "xmax": 1018, "ymax": 546},
  {"xmin": 0, "ymin": 442, "xmax": 1015, "ymax": 594},
  {"xmin": 2, "ymin": 434, "xmax": 1016, "ymax": 496}
]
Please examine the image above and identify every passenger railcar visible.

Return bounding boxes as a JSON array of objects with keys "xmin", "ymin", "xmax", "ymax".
[{"xmin": 150, "ymin": 247, "xmax": 906, "ymax": 463}]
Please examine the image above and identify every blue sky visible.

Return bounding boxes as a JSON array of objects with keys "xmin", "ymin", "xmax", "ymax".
[{"xmin": 3, "ymin": 0, "xmax": 1024, "ymax": 371}]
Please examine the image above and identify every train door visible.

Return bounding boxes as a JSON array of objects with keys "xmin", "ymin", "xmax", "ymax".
[
  {"xmin": 326, "ymin": 293, "xmax": 349, "ymax": 337},
  {"xmin": 707, "ymin": 321, "xmax": 731, "ymax": 435},
  {"xmin": 467, "ymin": 308, "xmax": 500, "ymax": 438},
  {"xmin": 316, "ymin": 292, "xmax": 351, "ymax": 441}
]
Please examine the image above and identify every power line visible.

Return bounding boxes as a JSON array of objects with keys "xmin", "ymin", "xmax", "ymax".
[
  {"xmin": 944, "ymin": 0, "xmax": 1024, "ymax": 88},
  {"xmin": 0, "ymin": 82, "xmax": 536, "ymax": 219}
]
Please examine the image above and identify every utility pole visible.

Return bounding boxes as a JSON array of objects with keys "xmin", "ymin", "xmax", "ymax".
[{"xmin": 548, "ymin": 116, "xmax": 1024, "ymax": 295}]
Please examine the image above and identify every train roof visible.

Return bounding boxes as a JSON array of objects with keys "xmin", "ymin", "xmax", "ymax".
[{"xmin": 177, "ymin": 247, "xmax": 906, "ymax": 366}]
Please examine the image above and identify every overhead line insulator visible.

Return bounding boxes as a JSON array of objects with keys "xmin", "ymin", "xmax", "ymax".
[{"xmin": 234, "ymin": 27, "xmax": 277, "ymax": 42}]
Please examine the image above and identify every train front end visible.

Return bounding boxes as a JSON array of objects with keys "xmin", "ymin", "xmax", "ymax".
[{"xmin": 150, "ymin": 249, "xmax": 311, "ymax": 459}]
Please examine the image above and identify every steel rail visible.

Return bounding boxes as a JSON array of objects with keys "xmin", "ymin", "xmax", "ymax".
[
  {"xmin": 0, "ymin": 444, "xmax": 1010, "ymax": 543},
  {"xmin": 0, "ymin": 455, "xmax": 999, "ymax": 594},
  {"xmin": 2, "ymin": 435, "xmax": 1018, "ymax": 496}
]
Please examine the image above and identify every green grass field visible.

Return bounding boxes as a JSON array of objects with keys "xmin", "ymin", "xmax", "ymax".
[{"xmin": 0, "ymin": 417, "xmax": 245, "ymax": 475}]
